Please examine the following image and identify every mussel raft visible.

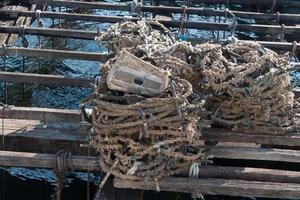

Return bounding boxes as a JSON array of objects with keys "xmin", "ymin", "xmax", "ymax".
[{"xmin": 82, "ymin": 20, "xmax": 300, "ymax": 182}]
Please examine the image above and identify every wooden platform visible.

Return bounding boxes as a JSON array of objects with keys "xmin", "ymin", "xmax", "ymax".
[
  {"xmin": 0, "ymin": 106, "xmax": 299, "ymax": 199},
  {"xmin": 0, "ymin": 0, "xmax": 300, "ymax": 199}
]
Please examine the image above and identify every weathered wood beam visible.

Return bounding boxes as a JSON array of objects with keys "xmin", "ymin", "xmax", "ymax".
[
  {"xmin": 203, "ymin": 128, "xmax": 300, "ymax": 146},
  {"xmin": 0, "ymin": 71, "xmax": 93, "ymax": 87},
  {"xmin": 0, "ymin": 150, "xmax": 99, "ymax": 171},
  {"xmin": 191, "ymin": 0, "xmax": 300, "ymax": 7},
  {"xmin": 0, "ymin": 26, "xmax": 95, "ymax": 40},
  {"xmin": 114, "ymin": 177, "xmax": 300, "ymax": 199},
  {"xmin": 209, "ymin": 146, "xmax": 300, "ymax": 163},
  {"xmin": 0, "ymin": 47, "xmax": 108, "ymax": 62},
  {"xmin": 294, "ymin": 88, "xmax": 300, "ymax": 98},
  {"xmin": 188, "ymin": 166, "xmax": 300, "ymax": 184},
  {"xmin": 1, "ymin": 15, "xmax": 300, "ymax": 35},
  {"xmin": 0, "ymin": 106, "xmax": 81, "ymax": 122},
  {"xmin": 3, "ymin": 5, "xmax": 300, "ymax": 23},
  {"xmin": 0, "ymin": 5, "xmax": 26, "ymax": 44},
  {"xmin": 24, "ymin": 0, "xmax": 300, "ymax": 12},
  {"xmin": 0, "ymin": 25, "xmax": 299, "ymax": 54},
  {"xmin": 0, "ymin": 118, "xmax": 90, "ymax": 155}
]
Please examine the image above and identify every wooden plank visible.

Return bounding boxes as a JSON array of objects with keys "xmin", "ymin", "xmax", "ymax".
[
  {"xmin": 0, "ymin": 118, "xmax": 92, "ymax": 155},
  {"xmin": 114, "ymin": 177, "xmax": 300, "ymax": 199},
  {"xmin": 25, "ymin": 0, "xmax": 300, "ymax": 11},
  {"xmin": 0, "ymin": 106, "xmax": 81, "ymax": 122},
  {"xmin": 294, "ymin": 88, "xmax": 300, "ymax": 98},
  {"xmin": 191, "ymin": 0, "xmax": 300, "ymax": 7},
  {"xmin": 0, "ymin": 71, "xmax": 93, "ymax": 87},
  {"xmin": 0, "ymin": 150, "xmax": 99, "ymax": 171},
  {"xmin": 203, "ymin": 128, "xmax": 300, "ymax": 146},
  {"xmin": 1, "ymin": 16, "xmax": 300, "ymax": 35},
  {"xmin": 209, "ymin": 146, "xmax": 300, "ymax": 163},
  {"xmin": 0, "ymin": 25, "xmax": 299, "ymax": 54},
  {"xmin": 5, "ymin": 5, "xmax": 29, "ymax": 46},
  {"xmin": 0, "ymin": 119, "xmax": 84, "ymax": 141},
  {"xmin": 0, "ymin": 26, "xmax": 96, "ymax": 40},
  {"xmin": 0, "ymin": 6, "xmax": 21, "ymax": 44},
  {"xmin": 187, "ymin": 166, "xmax": 300, "ymax": 184},
  {"xmin": 1, "ymin": 47, "xmax": 108, "ymax": 62},
  {"xmin": 11, "ymin": 8, "xmax": 300, "ymax": 24}
]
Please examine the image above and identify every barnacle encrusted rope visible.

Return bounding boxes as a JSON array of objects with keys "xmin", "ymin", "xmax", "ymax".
[
  {"xmin": 90, "ymin": 19, "xmax": 207, "ymax": 180},
  {"xmin": 95, "ymin": 19, "xmax": 174, "ymax": 55},
  {"xmin": 84, "ymin": 76, "xmax": 206, "ymax": 180},
  {"xmin": 197, "ymin": 41, "xmax": 299, "ymax": 134},
  {"xmin": 96, "ymin": 20, "xmax": 203, "ymax": 94}
]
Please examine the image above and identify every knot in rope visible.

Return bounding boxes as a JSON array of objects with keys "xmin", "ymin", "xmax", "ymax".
[
  {"xmin": 36, "ymin": 9, "xmax": 44, "ymax": 28},
  {"xmin": 0, "ymin": 103, "xmax": 13, "ymax": 117},
  {"xmin": 291, "ymin": 41, "xmax": 298, "ymax": 55},
  {"xmin": 123, "ymin": 15, "xmax": 133, "ymax": 22}
]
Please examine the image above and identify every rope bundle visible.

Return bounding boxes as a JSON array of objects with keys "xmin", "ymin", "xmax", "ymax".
[
  {"xmin": 197, "ymin": 41, "xmax": 299, "ymax": 134},
  {"xmin": 95, "ymin": 20, "xmax": 174, "ymax": 55},
  {"xmin": 88, "ymin": 20, "xmax": 300, "ymax": 184},
  {"xmin": 87, "ymin": 76, "xmax": 205, "ymax": 180}
]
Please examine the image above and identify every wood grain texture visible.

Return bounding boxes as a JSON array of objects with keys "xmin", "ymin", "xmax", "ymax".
[{"xmin": 114, "ymin": 177, "xmax": 300, "ymax": 199}]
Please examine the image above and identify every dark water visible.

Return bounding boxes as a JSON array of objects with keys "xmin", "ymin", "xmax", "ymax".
[{"xmin": 0, "ymin": 1, "xmax": 299, "ymax": 199}]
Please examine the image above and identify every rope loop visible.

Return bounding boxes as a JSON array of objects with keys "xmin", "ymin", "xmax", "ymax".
[
  {"xmin": 227, "ymin": 15, "xmax": 238, "ymax": 43},
  {"xmin": 36, "ymin": 9, "xmax": 44, "ymax": 28},
  {"xmin": 19, "ymin": 25, "xmax": 29, "ymax": 48},
  {"xmin": 54, "ymin": 150, "xmax": 73, "ymax": 200},
  {"xmin": 123, "ymin": 15, "xmax": 132, "ymax": 22},
  {"xmin": 1, "ymin": 44, "xmax": 8, "ymax": 58},
  {"xmin": 177, "ymin": 5, "xmax": 189, "ymax": 40},
  {"xmin": 280, "ymin": 24, "xmax": 285, "ymax": 41},
  {"xmin": 291, "ymin": 41, "xmax": 298, "ymax": 55},
  {"xmin": 36, "ymin": 9, "xmax": 41, "ymax": 21},
  {"xmin": 270, "ymin": 0, "xmax": 277, "ymax": 13},
  {"xmin": 276, "ymin": 11, "xmax": 280, "ymax": 23},
  {"xmin": 0, "ymin": 103, "xmax": 13, "ymax": 118}
]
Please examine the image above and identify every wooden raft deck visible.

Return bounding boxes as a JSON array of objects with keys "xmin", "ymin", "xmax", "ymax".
[
  {"xmin": 1, "ymin": 106, "xmax": 300, "ymax": 198},
  {"xmin": 0, "ymin": 0, "xmax": 300, "ymax": 199}
]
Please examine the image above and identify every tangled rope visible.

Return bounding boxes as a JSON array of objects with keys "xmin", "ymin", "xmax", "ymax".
[
  {"xmin": 197, "ymin": 41, "xmax": 299, "ymax": 134},
  {"xmin": 96, "ymin": 20, "xmax": 203, "ymax": 93},
  {"xmin": 88, "ymin": 20, "xmax": 208, "ymax": 180},
  {"xmin": 95, "ymin": 20, "xmax": 174, "ymax": 55},
  {"xmin": 87, "ymin": 20, "xmax": 300, "ymax": 187},
  {"xmin": 84, "ymin": 74, "xmax": 206, "ymax": 180}
]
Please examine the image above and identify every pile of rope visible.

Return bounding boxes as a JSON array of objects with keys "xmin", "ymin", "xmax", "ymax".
[
  {"xmin": 89, "ymin": 20, "xmax": 300, "ymax": 184},
  {"xmin": 88, "ymin": 75, "xmax": 205, "ymax": 180},
  {"xmin": 197, "ymin": 41, "xmax": 299, "ymax": 134},
  {"xmin": 96, "ymin": 20, "xmax": 202, "ymax": 92},
  {"xmin": 89, "ymin": 20, "xmax": 207, "ymax": 181},
  {"xmin": 95, "ymin": 20, "xmax": 174, "ymax": 55}
]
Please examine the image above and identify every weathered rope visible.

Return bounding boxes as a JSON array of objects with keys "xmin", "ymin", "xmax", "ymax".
[
  {"xmin": 197, "ymin": 41, "xmax": 299, "ymax": 134},
  {"xmin": 54, "ymin": 150, "xmax": 73, "ymax": 200}
]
